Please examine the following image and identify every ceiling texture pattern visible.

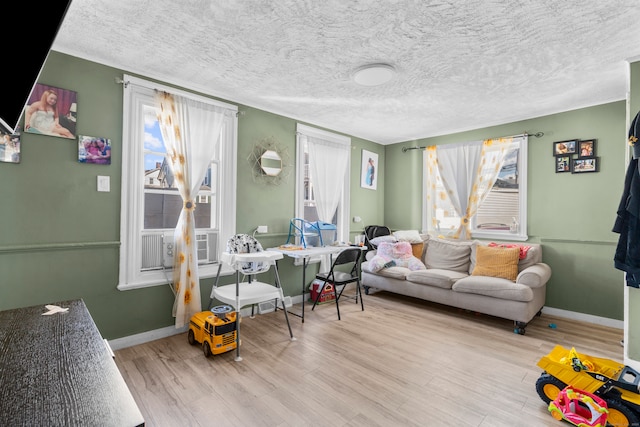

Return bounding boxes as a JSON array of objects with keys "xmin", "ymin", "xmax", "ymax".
[{"xmin": 52, "ymin": 0, "xmax": 640, "ymax": 144}]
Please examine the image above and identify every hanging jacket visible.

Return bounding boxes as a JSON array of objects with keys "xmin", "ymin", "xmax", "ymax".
[{"xmin": 613, "ymin": 110, "xmax": 640, "ymax": 287}]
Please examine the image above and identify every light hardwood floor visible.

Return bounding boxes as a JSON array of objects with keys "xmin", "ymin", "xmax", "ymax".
[{"xmin": 115, "ymin": 290, "xmax": 624, "ymax": 427}]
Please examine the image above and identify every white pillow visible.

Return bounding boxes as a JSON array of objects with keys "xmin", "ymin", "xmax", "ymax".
[
  {"xmin": 369, "ymin": 235, "xmax": 397, "ymax": 246},
  {"xmin": 393, "ymin": 229, "xmax": 423, "ymax": 243}
]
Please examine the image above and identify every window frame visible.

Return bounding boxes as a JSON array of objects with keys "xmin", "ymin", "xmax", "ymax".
[
  {"xmin": 118, "ymin": 75, "xmax": 237, "ymax": 290},
  {"xmin": 295, "ymin": 123, "xmax": 350, "ymax": 251},
  {"xmin": 421, "ymin": 136, "xmax": 528, "ymax": 242}
]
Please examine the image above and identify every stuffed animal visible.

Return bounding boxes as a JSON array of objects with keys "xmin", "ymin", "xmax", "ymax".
[{"xmin": 367, "ymin": 241, "xmax": 426, "ymax": 273}]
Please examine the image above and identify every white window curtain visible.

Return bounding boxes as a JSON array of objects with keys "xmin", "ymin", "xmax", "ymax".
[
  {"xmin": 155, "ymin": 91, "xmax": 228, "ymax": 328},
  {"xmin": 306, "ymin": 135, "xmax": 349, "ymax": 223},
  {"xmin": 426, "ymin": 137, "xmax": 514, "ymax": 239}
]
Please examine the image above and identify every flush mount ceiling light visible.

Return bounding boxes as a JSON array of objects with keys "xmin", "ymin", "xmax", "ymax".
[{"xmin": 352, "ymin": 63, "xmax": 396, "ymax": 86}]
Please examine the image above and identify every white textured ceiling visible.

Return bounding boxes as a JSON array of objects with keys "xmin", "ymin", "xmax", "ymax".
[{"xmin": 52, "ymin": 0, "xmax": 640, "ymax": 145}]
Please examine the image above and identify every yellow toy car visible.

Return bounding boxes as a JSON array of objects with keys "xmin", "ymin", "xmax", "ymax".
[
  {"xmin": 536, "ymin": 345, "xmax": 640, "ymax": 426},
  {"xmin": 187, "ymin": 306, "xmax": 237, "ymax": 357}
]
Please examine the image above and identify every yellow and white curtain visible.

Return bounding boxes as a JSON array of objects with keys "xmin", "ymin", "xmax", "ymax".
[
  {"xmin": 425, "ymin": 136, "xmax": 518, "ymax": 239},
  {"xmin": 155, "ymin": 91, "xmax": 227, "ymax": 328}
]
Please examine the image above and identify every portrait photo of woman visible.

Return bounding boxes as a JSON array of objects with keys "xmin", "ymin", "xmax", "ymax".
[{"xmin": 24, "ymin": 84, "xmax": 77, "ymax": 139}]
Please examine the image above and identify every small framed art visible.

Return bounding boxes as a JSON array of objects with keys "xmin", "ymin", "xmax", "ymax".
[
  {"xmin": 361, "ymin": 149, "xmax": 378, "ymax": 190},
  {"xmin": 553, "ymin": 139, "xmax": 577, "ymax": 156},
  {"xmin": 578, "ymin": 139, "xmax": 596, "ymax": 158},
  {"xmin": 555, "ymin": 155, "xmax": 571, "ymax": 173},
  {"xmin": 572, "ymin": 157, "xmax": 598, "ymax": 173},
  {"xmin": 0, "ymin": 120, "xmax": 20, "ymax": 164},
  {"xmin": 78, "ymin": 135, "xmax": 111, "ymax": 165}
]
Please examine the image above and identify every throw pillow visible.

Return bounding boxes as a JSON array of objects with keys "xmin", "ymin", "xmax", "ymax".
[
  {"xmin": 411, "ymin": 242, "xmax": 424, "ymax": 259},
  {"xmin": 392, "ymin": 229, "xmax": 423, "ymax": 243},
  {"xmin": 424, "ymin": 237, "xmax": 473, "ymax": 272},
  {"xmin": 471, "ymin": 245, "xmax": 520, "ymax": 281},
  {"xmin": 487, "ymin": 242, "xmax": 531, "ymax": 259},
  {"xmin": 369, "ymin": 235, "xmax": 397, "ymax": 246}
]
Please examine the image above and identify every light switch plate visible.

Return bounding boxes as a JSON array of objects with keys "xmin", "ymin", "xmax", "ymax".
[{"xmin": 97, "ymin": 175, "xmax": 110, "ymax": 192}]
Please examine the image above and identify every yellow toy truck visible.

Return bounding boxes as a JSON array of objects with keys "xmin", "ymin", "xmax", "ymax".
[
  {"xmin": 536, "ymin": 345, "xmax": 640, "ymax": 426},
  {"xmin": 187, "ymin": 306, "xmax": 237, "ymax": 357}
]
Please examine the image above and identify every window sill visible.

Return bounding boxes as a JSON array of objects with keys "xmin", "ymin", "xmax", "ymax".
[
  {"xmin": 471, "ymin": 230, "xmax": 528, "ymax": 242},
  {"xmin": 117, "ymin": 263, "xmax": 235, "ymax": 291}
]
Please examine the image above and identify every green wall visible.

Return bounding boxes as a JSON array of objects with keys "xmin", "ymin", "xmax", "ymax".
[
  {"xmin": 0, "ymin": 52, "xmax": 384, "ymax": 339},
  {"xmin": 0, "ymin": 50, "xmax": 631, "ymax": 340},
  {"xmin": 385, "ymin": 102, "xmax": 628, "ymax": 321}
]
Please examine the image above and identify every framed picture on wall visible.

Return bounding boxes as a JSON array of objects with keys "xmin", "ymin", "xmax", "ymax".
[
  {"xmin": 0, "ymin": 120, "xmax": 20, "ymax": 164},
  {"xmin": 78, "ymin": 135, "xmax": 111, "ymax": 165},
  {"xmin": 572, "ymin": 157, "xmax": 599, "ymax": 173},
  {"xmin": 24, "ymin": 83, "xmax": 77, "ymax": 139},
  {"xmin": 361, "ymin": 149, "xmax": 378, "ymax": 190},
  {"xmin": 553, "ymin": 139, "xmax": 578, "ymax": 156},
  {"xmin": 578, "ymin": 139, "xmax": 596, "ymax": 158},
  {"xmin": 555, "ymin": 155, "xmax": 571, "ymax": 173}
]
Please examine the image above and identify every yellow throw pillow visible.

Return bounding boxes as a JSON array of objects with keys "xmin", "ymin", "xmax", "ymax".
[
  {"xmin": 471, "ymin": 245, "xmax": 520, "ymax": 281},
  {"xmin": 411, "ymin": 242, "xmax": 424, "ymax": 259}
]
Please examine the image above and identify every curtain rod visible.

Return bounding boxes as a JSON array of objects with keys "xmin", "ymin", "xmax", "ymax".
[
  {"xmin": 114, "ymin": 77, "xmax": 242, "ymax": 116},
  {"xmin": 401, "ymin": 131, "xmax": 544, "ymax": 152}
]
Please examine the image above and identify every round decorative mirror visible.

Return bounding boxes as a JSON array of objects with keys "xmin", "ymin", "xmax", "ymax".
[
  {"xmin": 247, "ymin": 136, "xmax": 291, "ymax": 185},
  {"xmin": 260, "ymin": 150, "xmax": 282, "ymax": 176}
]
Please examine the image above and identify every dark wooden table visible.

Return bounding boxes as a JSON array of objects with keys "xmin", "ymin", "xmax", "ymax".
[{"xmin": 0, "ymin": 299, "xmax": 144, "ymax": 426}]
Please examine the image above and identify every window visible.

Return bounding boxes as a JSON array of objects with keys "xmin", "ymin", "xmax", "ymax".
[
  {"xmin": 422, "ymin": 135, "xmax": 528, "ymax": 241},
  {"xmin": 119, "ymin": 75, "xmax": 237, "ymax": 290},
  {"xmin": 295, "ymin": 124, "xmax": 350, "ymax": 252}
]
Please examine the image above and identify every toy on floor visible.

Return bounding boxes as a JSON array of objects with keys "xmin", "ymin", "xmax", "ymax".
[
  {"xmin": 187, "ymin": 305, "xmax": 237, "ymax": 357},
  {"xmin": 536, "ymin": 344, "xmax": 640, "ymax": 426},
  {"xmin": 548, "ymin": 386, "xmax": 608, "ymax": 427}
]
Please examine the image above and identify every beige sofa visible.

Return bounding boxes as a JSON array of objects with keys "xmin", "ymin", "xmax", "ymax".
[{"xmin": 361, "ymin": 236, "xmax": 551, "ymax": 334}]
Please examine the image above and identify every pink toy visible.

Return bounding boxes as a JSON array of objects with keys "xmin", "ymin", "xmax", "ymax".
[
  {"xmin": 548, "ymin": 386, "xmax": 608, "ymax": 427},
  {"xmin": 367, "ymin": 241, "xmax": 426, "ymax": 273}
]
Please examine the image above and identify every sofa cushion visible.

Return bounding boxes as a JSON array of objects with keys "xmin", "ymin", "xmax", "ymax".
[
  {"xmin": 406, "ymin": 269, "xmax": 468, "ymax": 290},
  {"xmin": 470, "ymin": 241, "xmax": 543, "ymax": 273},
  {"xmin": 471, "ymin": 245, "xmax": 520, "ymax": 281},
  {"xmin": 424, "ymin": 237, "xmax": 473, "ymax": 272},
  {"xmin": 452, "ymin": 276, "xmax": 534, "ymax": 301},
  {"xmin": 361, "ymin": 261, "xmax": 410, "ymax": 280}
]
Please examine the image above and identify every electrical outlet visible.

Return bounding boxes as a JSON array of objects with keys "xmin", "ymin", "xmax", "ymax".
[{"xmin": 257, "ymin": 225, "xmax": 268, "ymax": 233}]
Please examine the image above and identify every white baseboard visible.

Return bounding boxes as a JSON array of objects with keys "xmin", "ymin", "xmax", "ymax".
[
  {"xmin": 108, "ymin": 301, "xmax": 622, "ymax": 351},
  {"xmin": 108, "ymin": 294, "xmax": 307, "ymax": 351},
  {"xmin": 109, "ymin": 324, "xmax": 188, "ymax": 351},
  {"xmin": 541, "ymin": 306, "xmax": 623, "ymax": 330}
]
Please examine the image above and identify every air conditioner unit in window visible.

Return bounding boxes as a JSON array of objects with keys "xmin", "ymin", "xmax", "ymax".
[{"xmin": 161, "ymin": 232, "xmax": 218, "ymax": 268}]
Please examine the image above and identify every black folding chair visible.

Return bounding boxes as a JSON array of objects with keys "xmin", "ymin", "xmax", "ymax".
[{"xmin": 311, "ymin": 247, "xmax": 364, "ymax": 320}]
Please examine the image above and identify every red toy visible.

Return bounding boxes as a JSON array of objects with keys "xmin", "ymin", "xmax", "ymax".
[{"xmin": 548, "ymin": 386, "xmax": 608, "ymax": 427}]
